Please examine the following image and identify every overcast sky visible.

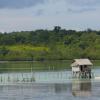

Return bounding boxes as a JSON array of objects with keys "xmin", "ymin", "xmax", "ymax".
[{"xmin": 0, "ymin": 0, "xmax": 100, "ymax": 32}]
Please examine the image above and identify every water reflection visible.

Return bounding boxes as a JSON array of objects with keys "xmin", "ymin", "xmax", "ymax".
[
  {"xmin": 0, "ymin": 80, "xmax": 100, "ymax": 100},
  {"xmin": 54, "ymin": 84, "xmax": 69, "ymax": 93},
  {"xmin": 72, "ymin": 80, "xmax": 91, "ymax": 96},
  {"xmin": 0, "ymin": 83, "xmax": 69, "ymax": 100}
]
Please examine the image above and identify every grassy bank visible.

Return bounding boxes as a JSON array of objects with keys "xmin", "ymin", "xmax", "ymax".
[
  {"xmin": 0, "ymin": 44, "xmax": 100, "ymax": 61},
  {"xmin": 0, "ymin": 60, "xmax": 72, "ymax": 72},
  {"xmin": 0, "ymin": 60, "xmax": 100, "ymax": 73},
  {"xmin": 0, "ymin": 45, "xmax": 50, "ymax": 61}
]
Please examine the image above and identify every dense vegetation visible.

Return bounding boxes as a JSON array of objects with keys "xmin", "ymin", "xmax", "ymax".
[{"xmin": 0, "ymin": 26, "xmax": 100, "ymax": 61}]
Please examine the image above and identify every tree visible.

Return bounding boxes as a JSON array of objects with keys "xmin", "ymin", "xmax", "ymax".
[
  {"xmin": 54, "ymin": 26, "xmax": 61, "ymax": 33},
  {"xmin": 79, "ymin": 42, "xmax": 89, "ymax": 50},
  {"xmin": 0, "ymin": 46, "xmax": 9, "ymax": 56}
]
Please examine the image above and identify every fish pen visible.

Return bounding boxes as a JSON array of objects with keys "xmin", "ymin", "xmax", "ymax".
[
  {"xmin": 0, "ymin": 67, "xmax": 36, "ymax": 84},
  {"xmin": 0, "ymin": 66, "xmax": 71, "ymax": 84}
]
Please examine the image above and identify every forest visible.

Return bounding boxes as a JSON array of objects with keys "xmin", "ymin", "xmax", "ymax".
[{"xmin": 0, "ymin": 26, "xmax": 100, "ymax": 61}]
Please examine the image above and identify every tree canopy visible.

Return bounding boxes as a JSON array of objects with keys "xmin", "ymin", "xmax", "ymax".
[{"xmin": 0, "ymin": 27, "xmax": 100, "ymax": 60}]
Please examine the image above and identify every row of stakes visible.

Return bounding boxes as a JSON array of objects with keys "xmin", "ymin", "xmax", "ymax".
[
  {"xmin": 0, "ymin": 67, "xmax": 70, "ymax": 83},
  {"xmin": 0, "ymin": 68, "xmax": 35, "ymax": 83},
  {"xmin": 0, "ymin": 74, "xmax": 35, "ymax": 83},
  {"xmin": 0, "ymin": 73, "xmax": 70, "ymax": 83}
]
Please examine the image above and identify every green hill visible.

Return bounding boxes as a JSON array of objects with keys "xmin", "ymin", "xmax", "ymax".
[{"xmin": 0, "ymin": 27, "xmax": 100, "ymax": 61}]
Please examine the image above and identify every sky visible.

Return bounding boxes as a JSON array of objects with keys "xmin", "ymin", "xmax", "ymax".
[{"xmin": 0, "ymin": 0, "xmax": 100, "ymax": 32}]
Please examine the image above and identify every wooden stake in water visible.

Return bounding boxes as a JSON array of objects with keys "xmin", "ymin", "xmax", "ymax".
[
  {"xmin": 0, "ymin": 75, "xmax": 2, "ymax": 83},
  {"xmin": 22, "ymin": 73, "xmax": 24, "ymax": 82},
  {"xmin": 8, "ymin": 74, "xmax": 10, "ymax": 82},
  {"xmin": 16, "ymin": 74, "xmax": 19, "ymax": 82},
  {"xmin": 31, "ymin": 67, "xmax": 33, "ymax": 82}
]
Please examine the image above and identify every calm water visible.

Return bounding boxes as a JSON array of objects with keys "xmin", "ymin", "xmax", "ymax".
[{"xmin": 0, "ymin": 61, "xmax": 100, "ymax": 100}]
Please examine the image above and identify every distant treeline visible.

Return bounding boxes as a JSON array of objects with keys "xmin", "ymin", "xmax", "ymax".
[{"xmin": 0, "ymin": 26, "xmax": 100, "ymax": 61}]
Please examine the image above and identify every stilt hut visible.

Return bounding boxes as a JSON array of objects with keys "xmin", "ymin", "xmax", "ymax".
[{"xmin": 71, "ymin": 59, "xmax": 93, "ymax": 79}]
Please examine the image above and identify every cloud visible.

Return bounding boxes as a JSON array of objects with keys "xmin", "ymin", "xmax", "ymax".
[
  {"xmin": 67, "ymin": 7, "xmax": 96, "ymax": 13},
  {"xmin": 67, "ymin": 0, "xmax": 100, "ymax": 7},
  {"xmin": 35, "ymin": 9, "xmax": 44, "ymax": 16},
  {"xmin": 0, "ymin": 0, "xmax": 45, "ymax": 9},
  {"xmin": 65, "ymin": 0, "xmax": 100, "ymax": 13}
]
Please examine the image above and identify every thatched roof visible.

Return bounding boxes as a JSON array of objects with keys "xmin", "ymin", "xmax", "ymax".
[{"xmin": 71, "ymin": 59, "xmax": 93, "ymax": 67}]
